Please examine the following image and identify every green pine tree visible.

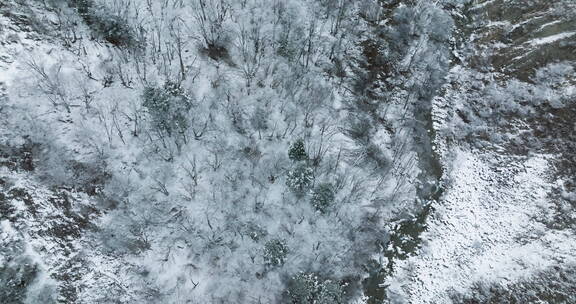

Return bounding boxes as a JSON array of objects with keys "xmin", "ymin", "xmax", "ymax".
[
  {"xmin": 263, "ymin": 239, "xmax": 288, "ymax": 267},
  {"xmin": 311, "ymin": 183, "xmax": 335, "ymax": 213},
  {"xmin": 287, "ymin": 272, "xmax": 344, "ymax": 304},
  {"xmin": 288, "ymin": 139, "xmax": 308, "ymax": 161},
  {"xmin": 286, "ymin": 163, "xmax": 314, "ymax": 196}
]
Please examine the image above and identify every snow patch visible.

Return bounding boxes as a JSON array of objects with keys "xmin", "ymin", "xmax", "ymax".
[
  {"xmin": 528, "ymin": 32, "xmax": 576, "ymax": 46},
  {"xmin": 387, "ymin": 149, "xmax": 576, "ymax": 303}
]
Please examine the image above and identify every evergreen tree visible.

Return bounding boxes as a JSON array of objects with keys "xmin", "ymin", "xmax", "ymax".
[
  {"xmin": 263, "ymin": 239, "xmax": 288, "ymax": 267},
  {"xmin": 288, "ymin": 139, "xmax": 308, "ymax": 161},
  {"xmin": 317, "ymin": 280, "xmax": 344, "ymax": 304},
  {"xmin": 287, "ymin": 272, "xmax": 344, "ymax": 304},
  {"xmin": 287, "ymin": 272, "xmax": 318, "ymax": 304},
  {"xmin": 286, "ymin": 163, "xmax": 314, "ymax": 196},
  {"xmin": 142, "ymin": 81, "xmax": 192, "ymax": 137},
  {"xmin": 310, "ymin": 183, "xmax": 335, "ymax": 213}
]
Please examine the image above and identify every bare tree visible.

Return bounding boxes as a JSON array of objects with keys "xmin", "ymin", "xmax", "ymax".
[
  {"xmin": 26, "ymin": 58, "xmax": 70, "ymax": 112},
  {"xmin": 309, "ymin": 120, "xmax": 336, "ymax": 166},
  {"xmin": 180, "ymin": 155, "xmax": 203, "ymax": 200},
  {"xmin": 76, "ymin": 77, "xmax": 96, "ymax": 110},
  {"xmin": 236, "ymin": 14, "xmax": 266, "ymax": 93},
  {"xmin": 121, "ymin": 99, "xmax": 145, "ymax": 137},
  {"xmin": 194, "ymin": 0, "xmax": 231, "ymax": 57}
]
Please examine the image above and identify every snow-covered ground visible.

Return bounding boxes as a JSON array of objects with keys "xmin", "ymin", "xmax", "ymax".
[
  {"xmin": 2, "ymin": 0, "xmax": 575, "ymax": 303},
  {"xmin": 387, "ymin": 146, "xmax": 576, "ymax": 303},
  {"xmin": 1, "ymin": 1, "xmax": 430, "ymax": 302}
]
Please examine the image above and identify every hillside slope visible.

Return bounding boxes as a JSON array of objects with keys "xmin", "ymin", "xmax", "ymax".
[
  {"xmin": 1, "ymin": 0, "xmax": 575, "ymax": 303},
  {"xmin": 386, "ymin": 0, "xmax": 576, "ymax": 303}
]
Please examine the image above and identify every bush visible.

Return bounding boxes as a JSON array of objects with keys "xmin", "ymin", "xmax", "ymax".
[
  {"xmin": 286, "ymin": 272, "xmax": 344, "ymax": 304},
  {"xmin": 142, "ymin": 81, "xmax": 193, "ymax": 138},
  {"xmin": 286, "ymin": 163, "xmax": 314, "ymax": 196},
  {"xmin": 345, "ymin": 115, "xmax": 371, "ymax": 143},
  {"xmin": 69, "ymin": 0, "xmax": 92, "ymax": 16},
  {"xmin": 263, "ymin": 239, "xmax": 288, "ymax": 267},
  {"xmin": 250, "ymin": 107, "xmax": 268, "ymax": 139},
  {"xmin": 277, "ymin": 36, "xmax": 298, "ymax": 60},
  {"xmin": 245, "ymin": 222, "xmax": 267, "ymax": 241},
  {"xmin": 90, "ymin": 14, "xmax": 135, "ymax": 47},
  {"xmin": 363, "ymin": 143, "xmax": 389, "ymax": 169},
  {"xmin": 0, "ymin": 258, "xmax": 38, "ymax": 304},
  {"xmin": 288, "ymin": 139, "xmax": 308, "ymax": 161},
  {"xmin": 69, "ymin": 0, "xmax": 136, "ymax": 47},
  {"xmin": 310, "ymin": 183, "xmax": 335, "ymax": 213},
  {"xmin": 0, "ymin": 223, "xmax": 47, "ymax": 304}
]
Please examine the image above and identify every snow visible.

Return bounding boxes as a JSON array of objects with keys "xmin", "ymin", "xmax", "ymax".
[
  {"xmin": 1, "ymin": 0, "xmax": 422, "ymax": 301},
  {"xmin": 486, "ymin": 21, "xmax": 510, "ymax": 28},
  {"xmin": 538, "ymin": 20, "xmax": 562, "ymax": 32},
  {"xmin": 386, "ymin": 148, "xmax": 576, "ymax": 303},
  {"xmin": 1, "ymin": 0, "xmax": 574, "ymax": 302},
  {"xmin": 528, "ymin": 31, "xmax": 576, "ymax": 46},
  {"xmin": 470, "ymin": 0, "xmax": 497, "ymax": 11}
]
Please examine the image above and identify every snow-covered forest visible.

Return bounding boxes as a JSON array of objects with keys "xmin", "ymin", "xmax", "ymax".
[{"xmin": 0, "ymin": 0, "xmax": 575, "ymax": 303}]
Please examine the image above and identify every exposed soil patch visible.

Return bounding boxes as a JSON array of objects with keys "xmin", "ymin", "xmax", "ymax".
[
  {"xmin": 467, "ymin": 0, "xmax": 576, "ymax": 81},
  {"xmin": 0, "ymin": 140, "xmax": 38, "ymax": 172}
]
